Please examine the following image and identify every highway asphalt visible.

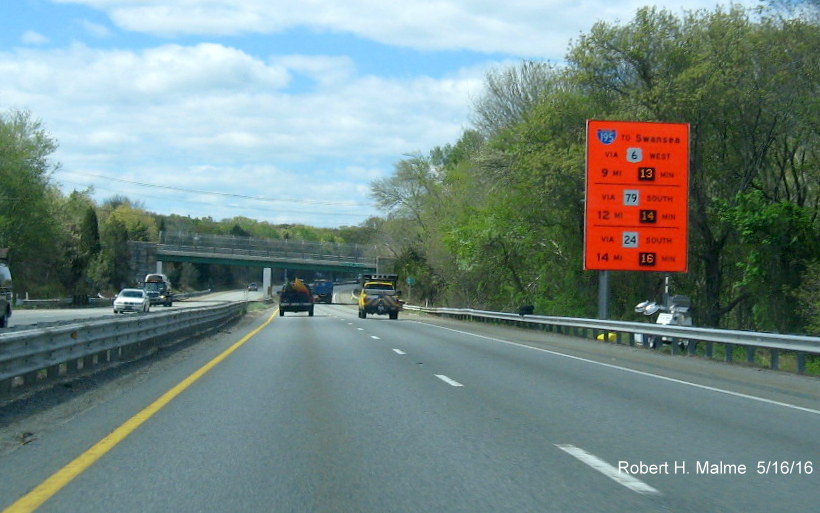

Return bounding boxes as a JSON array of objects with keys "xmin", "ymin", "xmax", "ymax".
[
  {"xmin": 5, "ymin": 290, "xmax": 262, "ymax": 329},
  {"xmin": 0, "ymin": 303, "xmax": 817, "ymax": 512}
]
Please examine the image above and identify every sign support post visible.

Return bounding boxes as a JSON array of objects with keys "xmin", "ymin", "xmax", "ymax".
[{"xmin": 598, "ymin": 270, "xmax": 609, "ymax": 320}]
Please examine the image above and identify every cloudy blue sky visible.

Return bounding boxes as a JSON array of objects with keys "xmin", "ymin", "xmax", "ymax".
[{"xmin": 1, "ymin": 0, "xmax": 761, "ymax": 228}]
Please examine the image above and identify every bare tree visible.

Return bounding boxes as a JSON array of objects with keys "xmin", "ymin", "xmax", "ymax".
[{"xmin": 471, "ymin": 60, "xmax": 558, "ymax": 136}]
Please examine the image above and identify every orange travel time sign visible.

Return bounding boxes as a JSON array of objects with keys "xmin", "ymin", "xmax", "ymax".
[{"xmin": 584, "ymin": 120, "xmax": 689, "ymax": 272}]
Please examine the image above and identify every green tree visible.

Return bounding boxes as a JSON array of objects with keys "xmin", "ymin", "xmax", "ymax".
[
  {"xmin": 567, "ymin": 5, "xmax": 819, "ymax": 328},
  {"xmin": 99, "ymin": 216, "xmax": 131, "ymax": 290},
  {"xmin": 107, "ymin": 204, "xmax": 158, "ymax": 242},
  {"xmin": 0, "ymin": 109, "xmax": 63, "ymax": 297},
  {"xmin": 370, "ymin": 2, "xmax": 817, "ymax": 335},
  {"xmin": 719, "ymin": 191, "xmax": 818, "ymax": 332},
  {"xmin": 59, "ymin": 190, "xmax": 101, "ymax": 302},
  {"xmin": 228, "ymin": 223, "xmax": 251, "ymax": 237},
  {"xmin": 797, "ymin": 261, "xmax": 820, "ymax": 335}
]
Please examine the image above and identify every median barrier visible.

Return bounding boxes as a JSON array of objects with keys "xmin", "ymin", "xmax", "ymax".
[{"xmin": 0, "ymin": 301, "xmax": 246, "ymax": 398}]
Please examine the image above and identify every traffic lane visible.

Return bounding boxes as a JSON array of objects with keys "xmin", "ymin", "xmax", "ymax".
[
  {"xmin": 432, "ymin": 305, "xmax": 816, "ymax": 393},
  {"xmin": 12, "ymin": 306, "xmax": 652, "ymax": 513},
  {"xmin": 4, "ymin": 304, "xmax": 812, "ymax": 511},
  {"xmin": 31, "ymin": 308, "xmax": 646, "ymax": 513},
  {"xmin": 0, "ymin": 307, "xmax": 278, "ymax": 508},
  {"xmin": 8, "ymin": 306, "xmax": 119, "ymax": 327},
  {"xmin": 330, "ymin": 283, "xmax": 358, "ymax": 305},
  {"xmin": 6, "ymin": 290, "xmax": 250, "ymax": 328},
  {"xmin": 343, "ymin": 303, "xmax": 820, "ymax": 413},
  {"xmin": 340, "ymin": 304, "xmax": 820, "ymax": 410},
  {"xmin": 324, "ymin": 304, "xmax": 820, "ymax": 512}
]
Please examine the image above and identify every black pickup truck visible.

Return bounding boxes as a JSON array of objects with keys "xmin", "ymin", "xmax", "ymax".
[{"xmin": 278, "ymin": 279, "xmax": 314, "ymax": 317}]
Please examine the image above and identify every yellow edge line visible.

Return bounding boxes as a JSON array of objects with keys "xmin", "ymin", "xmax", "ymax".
[{"xmin": 3, "ymin": 307, "xmax": 280, "ymax": 513}]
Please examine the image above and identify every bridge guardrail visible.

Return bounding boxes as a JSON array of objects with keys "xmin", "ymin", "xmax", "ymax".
[
  {"xmin": 157, "ymin": 243, "xmax": 374, "ymax": 266},
  {"xmin": 0, "ymin": 302, "xmax": 247, "ymax": 397},
  {"xmin": 403, "ymin": 305, "xmax": 820, "ymax": 374}
]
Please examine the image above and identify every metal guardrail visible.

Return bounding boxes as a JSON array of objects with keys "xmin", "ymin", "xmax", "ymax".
[
  {"xmin": 404, "ymin": 305, "xmax": 820, "ymax": 374},
  {"xmin": 157, "ymin": 243, "xmax": 375, "ymax": 265},
  {"xmin": 0, "ymin": 302, "xmax": 247, "ymax": 397},
  {"xmin": 156, "ymin": 244, "xmax": 377, "ymax": 272},
  {"xmin": 160, "ymin": 232, "xmax": 377, "ymax": 260}
]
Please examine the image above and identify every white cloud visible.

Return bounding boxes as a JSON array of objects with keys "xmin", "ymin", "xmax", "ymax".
[
  {"xmin": 17, "ymin": 0, "xmax": 765, "ymax": 226},
  {"xmin": 52, "ymin": 0, "xmax": 762, "ymax": 57},
  {"xmin": 21, "ymin": 31, "xmax": 49, "ymax": 45},
  {"xmin": 86, "ymin": 130, "xmax": 139, "ymax": 146},
  {"xmin": 0, "ymin": 42, "xmax": 485, "ymax": 225},
  {"xmin": 78, "ymin": 19, "xmax": 113, "ymax": 38},
  {"xmin": 269, "ymin": 55, "xmax": 355, "ymax": 88},
  {"xmin": 1, "ymin": 43, "xmax": 291, "ymax": 103}
]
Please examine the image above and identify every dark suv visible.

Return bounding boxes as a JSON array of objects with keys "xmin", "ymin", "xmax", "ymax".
[{"xmin": 0, "ymin": 252, "xmax": 12, "ymax": 328}]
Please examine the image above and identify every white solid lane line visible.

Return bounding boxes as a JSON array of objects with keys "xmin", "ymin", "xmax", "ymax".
[
  {"xmin": 555, "ymin": 444, "xmax": 660, "ymax": 496},
  {"xmin": 416, "ymin": 322, "xmax": 820, "ymax": 416},
  {"xmin": 392, "ymin": 349, "xmax": 406, "ymax": 355},
  {"xmin": 435, "ymin": 374, "xmax": 464, "ymax": 387}
]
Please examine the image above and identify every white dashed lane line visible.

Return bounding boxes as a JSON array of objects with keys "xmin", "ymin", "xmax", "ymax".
[
  {"xmin": 555, "ymin": 444, "xmax": 661, "ymax": 496},
  {"xmin": 435, "ymin": 374, "xmax": 464, "ymax": 387},
  {"xmin": 349, "ymin": 323, "xmax": 461, "ymax": 388}
]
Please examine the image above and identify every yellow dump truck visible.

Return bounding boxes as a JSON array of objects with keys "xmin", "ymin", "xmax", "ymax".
[{"xmin": 358, "ymin": 273, "xmax": 402, "ymax": 320}]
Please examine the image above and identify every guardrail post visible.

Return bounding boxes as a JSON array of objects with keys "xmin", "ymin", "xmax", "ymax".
[
  {"xmin": 725, "ymin": 344, "xmax": 734, "ymax": 363},
  {"xmin": 23, "ymin": 370, "xmax": 39, "ymax": 387},
  {"xmin": 796, "ymin": 353, "xmax": 806, "ymax": 374},
  {"xmin": 67, "ymin": 358, "xmax": 80, "ymax": 374},
  {"xmin": 705, "ymin": 342, "xmax": 713, "ymax": 359},
  {"xmin": 746, "ymin": 347, "xmax": 756, "ymax": 365},
  {"xmin": 770, "ymin": 350, "xmax": 779, "ymax": 370},
  {"xmin": 47, "ymin": 364, "xmax": 60, "ymax": 380}
]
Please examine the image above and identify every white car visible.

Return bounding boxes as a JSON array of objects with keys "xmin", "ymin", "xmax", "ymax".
[{"xmin": 113, "ymin": 288, "xmax": 150, "ymax": 314}]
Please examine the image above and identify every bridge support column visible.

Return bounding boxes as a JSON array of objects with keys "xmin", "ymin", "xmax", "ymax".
[
  {"xmin": 156, "ymin": 261, "xmax": 163, "ymax": 274},
  {"xmin": 263, "ymin": 268, "xmax": 271, "ymax": 299}
]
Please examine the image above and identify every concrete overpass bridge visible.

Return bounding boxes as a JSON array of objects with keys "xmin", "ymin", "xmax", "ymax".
[{"xmin": 130, "ymin": 233, "xmax": 382, "ymax": 294}]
